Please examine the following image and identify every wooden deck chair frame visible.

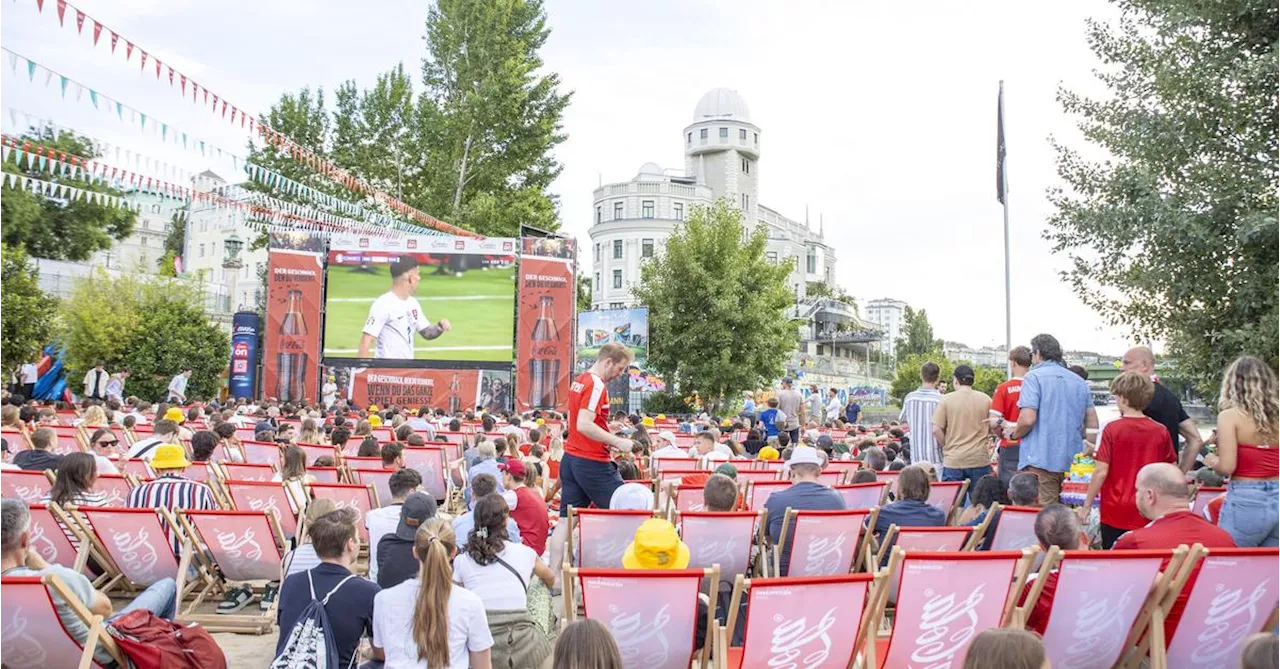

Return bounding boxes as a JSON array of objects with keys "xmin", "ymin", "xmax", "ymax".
[
  {"xmin": 773, "ymin": 507, "xmax": 879, "ymax": 577},
  {"xmin": 715, "ymin": 571, "xmax": 889, "ymax": 669},
  {"xmin": 1, "ymin": 573, "xmax": 128, "ymax": 669},
  {"xmin": 562, "ymin": 507, "xmax": 657, "ymax": 570},
  {"xmin": 874, "ymin": 524, "xmax": 975, "ymax": 569},
  {"xmin": 1012, "ymin": 546, "xmax": 1187, "ymax": 669},
  {"xmin": 563, "ymin": 566, "xmax": 720, "ymax": 669},
  {"xmin": 873, "ymin": 547, "xmax": 1037, "ymax": 667},
  {"xmin": 46, "ymin": 503, "xmax": 114, "ymax": 588},
  {"xmin": 175, "ymin": 509, "xmax": 288, "ymax": 634},
  {"xmin": 62, "ymin": 506, "xmax": 206, "ymax": 607}
]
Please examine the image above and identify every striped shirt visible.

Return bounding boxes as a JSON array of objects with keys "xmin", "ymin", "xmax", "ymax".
[
  {"xmin": 127, "ymin": 474, "xmax": 217, "ymax": 553},
  {"xmin": 900, "ymin": 386, "xmax": 944, "ymax": 467}
]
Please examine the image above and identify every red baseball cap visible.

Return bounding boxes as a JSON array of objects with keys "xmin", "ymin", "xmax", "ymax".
[{"xmin": 498, "ymin": 459, "xmax": 527, "ymax": 479}]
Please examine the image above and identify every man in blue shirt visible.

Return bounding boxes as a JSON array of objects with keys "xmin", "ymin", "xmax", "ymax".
[
  {"xmin": 1014, "ymin": 334, "xmax": 1097, "ymax": 505},
  {"xmin": 765, "ymin": 446, "xmax": 845, "ymax": 575},
  {"xmin": 757, "ymin": 397, "xmax": 783, "ymax": 440}
]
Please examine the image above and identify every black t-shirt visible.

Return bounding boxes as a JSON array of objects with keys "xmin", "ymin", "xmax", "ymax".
[
  {"xmin": 14, "ymin": 449, "xmax": 62, "ymax": 472},
  {"xmin": 1144, "ymin": 382, "xmax": 1189, "ymax": 453},
  {"xmin": 375, "ymin": 534, "xmax": 418, "ymax": 589}
]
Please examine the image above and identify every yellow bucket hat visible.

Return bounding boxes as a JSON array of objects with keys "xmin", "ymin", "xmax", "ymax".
[
  {"xmin": 758, "ymin": 446, "xmax": 780, "ymax": 461},
  {"xmin": 368, "ymin": 414, "xmax": 383, "ymax": 428},
  {"xmin": 656, "ymin": 414, "xmax": 667, "ymax": 421},
  {"xmin": 150, "ymin": 443, "xmax": 190, "ymax": 470},
  {"xmin": 642, "ymin": 416, "xmax": 655, "ymax": 428},
  {"xmin": 622, "ymin": 519, "xmax": 690, "ymax": 570},
  {"xmin": 163, "ymin": 407, "xmax": 185, "ymax": 424}
]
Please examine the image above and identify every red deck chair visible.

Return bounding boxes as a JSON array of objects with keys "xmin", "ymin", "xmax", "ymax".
[
  {"xmin": 183, "ymin": 462, "xmax": 212, "ymax": 483},
  {"xmin": 678, "ymin": 510, "xmax": 765, "ymax": 584},
  {"xmin": 835, "ymin": 481, "xmax": 890, "ymax": 510},
  {"xmin": 754, "ymin": 460, "xmax": 785, "ymax": 472},
  {"xmin": 825, "ymin": 459, "xmax": 862, "ymax": 476},
  {"xmin": 117, "ymin": 458, "xmax": 154, "ymax": 481},
  {"xmin": 1016, "ymin": 548, "xmax": 1183, "ymax": 669},
  {"xmin": 435, "ymin": 430, "xmax": 468, "ymax": 446},
  {"xmin": 371, "ymin": 427, "xmax": 393, "ymax": 442},
  {"xmin": 745, "ymin": 480, "xmax": 791, "ymax": 511},
  {"xmin": 351, "ymin": 468, "xmax": 395, "ymax": 509},
  {"xmin": 673, "ymin": 434, "xmax": 697, "ymax": 450},
  {"xmin": 877, "ymin": 469, "xmax": 901, "ymax": 492},
  {"xmin": 92, "ymin": 473, "xmax": 133, "ymax": 507},
  {"xmin": 50, "ymin": 426, "xmax": 84, "ymax": 455},
  {"xmin": 1190, "ymin": 486, "xmax": 1226, "ymax": 517},
  {"xmin": 233, "ymin": 427, "xmax": 257, "ymax": 444},
  {"xmin": 564, "ymin": 568, "xmax": 719, "ymax": 669},
  {"xmin": 1, "ymin": 425, "xmax": 30, "ymax": 450},
  {"xmin": 1, "ymin": 469, "xmax": 54, "ymax": 503},
  {"xmin": 715, "ymin": 573, "xmax": 886, "ymax": 669},
  {"xmin": 732, "ymin": 469, "xmax": 781, "ymax": 485},
  {"xmin": 876, "ymin": 549, "xmax": 1035, "ymax": 668},
  {"xmin": 70, "ymin": 507, "xmax": 195, "ymax": 594},
  {"xmin": 925, "ymin": 480, "xmax": 968, "ymax": 520},
  {"xmin": 26, "ymin": 503, "xmax": 88, "ymax": 572},
  {"xmin": 655, "ymin": 468, "xmax": 701, "ymax": 508},
  {"xmin": 238, "ymin": 440, "xmax": 281, "ymax": 466},
  {"xmin": 401, "ymin": 446, "xmax": 448, "ymax": 500},
  {"xmin": 218, "ymin": 462, "xmax": 277, "ymax": 482},
  {"xmin": 307, "ymin": 482, "xmax": 377, "ymax": 543},
  {"xmin": 1, "ymin": 573, "xmax": 127, "ymax": 668},
  {"xmin": 295, "ymin": 442, "xmax": 337, "ymax": 465},
  {"xmin": 877, "ymin": 526, "xmax": 977, "ymax": 598},
  {"xmin": 177, "ymin": 509, "xmax": 288, "ymax": 633},
  {"xmin": 985, "ymin": 505, "xmax": 1041, "ymax": 552},
  {"xmin": 651, "ymin": 456, "xmax": 701, "ymax": 475},
  {"xmin": 342, "ymin": 455, "xmax": 383, "ymax": 471},
  {"xmin": 775, "ymin": 508, "xmax": 878, "ymax": 577},
  {"xmin": 223, "ymin": 479, "xmax": 300, "ymax": 538},
  {"xmin": 308, "ymin": 466, "xmax": 342, "ymax": 484},
  {"xmin": 1131, "ymin": 546, "xmax": 1279, "ymax": 669},
  {"xmin": 566, "ymin": 508, "xmax": 654, "ymax": 569},
  {"xmin": 671, "ymin": 483, "xmax": 707, "ymax": 513},
  {"xmin": 814, "ymin": 470, "xmax": 844, "ymax": 486}
]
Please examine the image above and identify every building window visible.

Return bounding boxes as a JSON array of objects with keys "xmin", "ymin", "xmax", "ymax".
[
  {"xmin": 806, "ymin": 253, "xmax": 817, "ymax": 274},
  {"xmin": 610, "ymin": 302, "xmax": 625, "ymax": 309},
  {"xmin": 613, "ymin": 240, "xmax": 623, "ymax": 259},
  {"xmin": 596, "ymin": 206, "xmax": 602, "ymax": 224},
  {"xmin": 742, "ymin": 158, "xmax": 750, "ymax": 174},
  {"xmin": 687, "ymin": 132, "xmax": 692, "ymax": 144},
  {"xmin": 741, "ymin": 193, "xmax": 749, "ymax": 210},
  {"xmin": 641, "ymin": 239, "xmax": 654, "ymax": 258},
  {"xmin": 673, "ymin": 202, "xmax": 684, "ymax": 220},
  {"xmin": 766, "ymin": 251, "xmax": 778, "ymax": 263},
  {"xmin": 199, "ymin": 243, "xmax": 206, "ymax": 257},
  {"xmin": 614, "ymin": 201, "xmax": 624, "ymax": 219},
  {"xmin": 641, "ymin": 200, "xmax": 654, "ymax": 219},
  {"xmin": 754, "ymin": 132, "xmax": 758, "ymax": 145},
  {"xmin": 739, "ymin": 128, "xmax": 747, "ymax": 141},
  {"xmin": 700, "ymin": 128, "xmax": 708, "ymax": 140},
  {"xmin": 141, "ymin": 237, "xmax": 148, "ymax": 247},
  {"xmin": 594, "ymin": 243, "xmax": 601, "ymax": 261},
  {"xmin": 719, "ymin": 127, "xmax": 728, "ymax": 138},
  {"xmin": 594, "ymin": 273, "xmax": 600, "ymax": 292},
  {"xmin": 612, "ymin": 269, "xmax": 623, "ymax": 289}
]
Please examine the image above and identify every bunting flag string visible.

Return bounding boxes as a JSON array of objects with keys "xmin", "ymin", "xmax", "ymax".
[
  {"xmin": 3, "ymin": 172, "xmax": 139, "ymax": 212},
  {"xmin": 25, "ymin": 0, "xmax": 477, "ymax": 238}
]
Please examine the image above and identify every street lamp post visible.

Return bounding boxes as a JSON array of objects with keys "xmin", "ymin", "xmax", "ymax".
[{"xmin": 222, "ymin": 232, "xmax": 244, "ymax": 314}]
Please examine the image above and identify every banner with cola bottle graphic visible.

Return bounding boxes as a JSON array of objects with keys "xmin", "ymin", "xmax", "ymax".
[
  {"xmin": 261, "ymin": 234, "xmax": 326, "ymax": 404},
  {"xmin": 515, "ymin": 237, "xmax": 577, "ymax": 412}
]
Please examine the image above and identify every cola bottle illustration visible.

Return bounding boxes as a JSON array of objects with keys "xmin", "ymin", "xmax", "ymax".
[
  {"xmin": 447, "ymin": 372, "xmax": 462, "ymax": 414},
  {"xmin": 527, "ymin": 295, "xmax": 560, "ymax": 408},
  {"xmin": 276, "ymin": 289, "xmax": 309, "ymax": 402}
]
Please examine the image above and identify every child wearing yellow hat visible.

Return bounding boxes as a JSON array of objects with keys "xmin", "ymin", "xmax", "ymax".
[
  {"xmin": 622, "ymin": 518, "xmax": 690, "ymax": 570},
  {"xmin": 757, "ymin": 446, "xmax": 780, "ymax": 461}
]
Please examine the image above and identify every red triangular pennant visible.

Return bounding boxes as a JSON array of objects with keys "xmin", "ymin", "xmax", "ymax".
[
  {"xmin": 55, "ymin": 0, "xmax": 66, "ymax": 24},
  {"xmin": 180, "ymin": 75, "xmax": 186, "ymax": 94},
  {"xmin": 110, "ymin": 32, "xmax": 118, "ymax": 52},
  {"xmin": 36, "ymin": 0, "xmax": 44, "ymax": 12},
  {"xmin": 221, "ymin": 101, "xmax": 227, "ymax": 117},
  {"xmin": 92, "ymin": 21, "xmax": 102, "ymax": 45},
  {"xmin": 75, "ymin": 10, "xmax": 85, "ymax": 32},
  {"xmin": 168, "ymin": 66, "xmax": 174, "ymax": 85},
  {"xmin": 139, "ymin": 51, "xmax": 147, "ymax": 70},
  {"xmin": 204, "ymin": 88, "xmax": 209, "ymax": 104},
  {"xmin": 126, "ymin": 41, "xmax": 134, "ymax": 60},
  {"xmin": 154, "ymin": 59, "xmax": 161, "ymax": 79}
]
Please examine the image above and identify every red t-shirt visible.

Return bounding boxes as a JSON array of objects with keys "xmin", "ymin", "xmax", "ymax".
[
  {"xmin": 990, "ymin": 378, "xmax": 1023, "ymax": 447},
  {"xmin": 1113, "ymin": 511, "xmax": 1236, "ymax": 642},
  {"xmin": 1095, "ymin": 416, "xmax": 1176, "ymax": 530},
  {"xmin": 510, "ymin": 486, "xmax": 550, "ymax": 557},
  {"xmin": 566, "ymin": 372, "xmax": 611, "ymax": 462},
  {"xmin": 1019, "ymin": 570, "xmax": 1059, "ymax": 635}
]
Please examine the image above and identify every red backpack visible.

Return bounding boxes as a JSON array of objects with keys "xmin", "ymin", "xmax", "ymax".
[{"xmin": 108, "ymin": 609, "xmax": 228, "ymax": 669}]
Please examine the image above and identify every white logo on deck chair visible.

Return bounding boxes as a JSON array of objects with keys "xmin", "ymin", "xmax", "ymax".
[
  {"xmin": 610, "ymin": 603, "xmax": 673, "ymax": 667},
  {"xmin": 1, "ymin": 607, "xmax": 47, "ymax": 668},
  {"xmin": 1190, "ymin": 581, "xmax": 1271, "ymax": 666},
  {"xmin": 800, "ymin": 531, "xmax": 848, "ymax": 575},
  {"xmin": 10, "ymin": 485, "xmax": 41, "ymax": 502},
  {"xmin": 769, "ymin": 606, "xmax": 838, "ymax": 668},
  {"xmin": 215, "ymin": 526, "xmax": 265, "ymax": 575},
  {"xmin": 693, "ymin": 537, "xmax": 742, "ymax": 566},
  {"xmin": 26, "ymin": 521, "xmax": 60, "ymax": 563},
  {"xmin": 109, "ymin": 525, "xmax": 159, "ymax": 582},
  {"xmin": 1060, "ymin": 585, "xmax": 1135, "ymax": 668},
  {"xmin": 911, "ymin": 584, "xmax": 985, "ymax": 664}
]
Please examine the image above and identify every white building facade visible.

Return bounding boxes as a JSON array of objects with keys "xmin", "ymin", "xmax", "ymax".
[
  {"xmin": 864, "ymin": 298, "xmax": 909, "ymax": 357},
  {"xmin": 588, "ymin": 88, "xmax": 837, "ymax": 309},
  {"xmin": 182, "ymin": 170, "xmax": 268, "ymax": 316},
  {"xmin": 88, "ymin": 192, "xmax": 182, "ymax": 273}
]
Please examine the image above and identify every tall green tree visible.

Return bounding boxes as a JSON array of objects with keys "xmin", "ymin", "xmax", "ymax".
[
  {"xmin": 894, "ymin": 306, "xmax": 943, "ymax": 357},
  {"xmin": 1048, "ymin": 0, "xmax": 1278, "ymax": 395},
  {"xmin": 577, "ymin": 274, "xmax": 592, "ymax": 314},
  {"xmin": 416, "ymin": 0, "xmax": 571, "ymax": 236},
  {"xmin": 59, "ymin": 268, "xmax": 228, "ymax": 400},
  {"xmin": 157, "ymin": 212, "xmax": 186, "ymax": 276},
  {"xmin": 1, "ymin": 129, "xmax": 136, "ymax": 260},
  {"xmin": 633, "ymin": 201, "xmax": 797, "ymax": 414},
  {"xmin": 1, "ymin": 243, "xmax": 56, "ymax": 373},
  {"xmin": 891, "ymin": 354, "xmax": 952, "ymax": 404}
]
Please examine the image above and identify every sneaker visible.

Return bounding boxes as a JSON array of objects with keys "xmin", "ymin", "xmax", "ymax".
[
  {"xmin": 216, "ymin": 586, "xmax": 253, "ymax": 614},
  {"xmin": 259, "ymin": 580, "xmax": 280, "ymax": 612}
]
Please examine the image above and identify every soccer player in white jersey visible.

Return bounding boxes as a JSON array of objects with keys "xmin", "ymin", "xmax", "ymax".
[{"xmin": 357, "ymin": 256, "xmax": 452, "ymax": 359}]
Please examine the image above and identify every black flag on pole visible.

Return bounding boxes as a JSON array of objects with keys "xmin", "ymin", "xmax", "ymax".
[{"xmin": 997, "ymin": 81, "xmax": 1007, "ymax": 204}]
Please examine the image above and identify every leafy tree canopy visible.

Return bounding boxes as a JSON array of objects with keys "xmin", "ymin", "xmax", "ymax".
[
  {"xmin": 1, "ymin": 243, "xmax": 56, "ymax": 373},
  {"xmin": 894, "ymin": 306, "xmax": 943, "ymax": 358},
  {"xmin": 633, "ymin": 200, "xmax": 797, "ymax": 415}
]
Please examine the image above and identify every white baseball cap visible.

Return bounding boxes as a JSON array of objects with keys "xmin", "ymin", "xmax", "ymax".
[
  {"xmin": 787, "ymin": 445, "xmax": 824, "ymax": 468},
  {"xmin": 610, "ymin": 483, "xmax": 654, "ymax": 511},
  {"xmin": 657, "ymin": 430, "xmax": 677, "ymax": 445}
]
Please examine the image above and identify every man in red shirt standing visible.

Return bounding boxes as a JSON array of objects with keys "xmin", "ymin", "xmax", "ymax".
[
  {"xmin": 547, "ymin": 343, "xmax": 635, "ymax": 572},
  {"xmin": 989, "ymin": 346, "xmax": 1031, "ymax": 487},
  {"xmin": 1113, "ymin": 462, "xmax": 1235, "ymax": 642}
]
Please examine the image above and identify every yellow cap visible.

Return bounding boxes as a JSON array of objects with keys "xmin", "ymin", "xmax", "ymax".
[
  {"xmin": 163, "ymin": 407, "xmax": 185, "ymax": 424},
  {"xmin": 368, "ymin": 404, "xmax": 379, "ymax": 412},
  {"xmin": 758, "ymin": 446, "xmax": 780, "ymax": 461},
  {"xmin": 368, "ymin": 415, "xmax": 383, "ymax": 428},
  {"xmin": 642, "ymin": 417, "xmax": 655, "ymax": 428},
  {"xmin": 622, "ymin": 519, "xmax": 690, "ymax": 570},
  {"xmin": 150, "ymin": 443, "xmax": 190, "ymax": 470},
  {"xmin": 656, "ymin": 414, "xmax": 667, "ymax": 420},
  {"xmin": 536, "ymin": 418, "xmax": 546, "ymax": 425}
]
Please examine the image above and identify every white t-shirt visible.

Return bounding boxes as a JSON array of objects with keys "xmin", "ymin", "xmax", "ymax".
[
  {"xmin": 321, "ymin": 382, "xmax": 338, "ymax": 406},
  {"xmin": 363, "ymin": 292, "xmax": 430, "ymax": 359},
  {"xmin": 168, "ymin": 374, "xmax": 188, "ymax": 398},
  {"xmin": 365, "ymin": 503, "xmax": 403, "ymax": 582},
  {"xmin": 826, "ymin": 397, "xmax": 842, "ymax": 421},
  {"xmin": 126, "ymin": 436, "xmax": 166, "ymax": 461},
  {"xmin": 451, "ymin": 541, "xmax": 538, "ymax": 610},
  {"xmin": 373, "ymin": 579, "xmax": 493, "ymax": 669},
  {"xmin": 21, "ymin": 363, "xmax": 38, "ymax": 384}
]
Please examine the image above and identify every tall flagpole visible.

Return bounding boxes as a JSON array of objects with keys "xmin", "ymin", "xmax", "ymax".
[{"xmin": 998, "ymin": 81, "xmax": 1012, "ymax": 377}]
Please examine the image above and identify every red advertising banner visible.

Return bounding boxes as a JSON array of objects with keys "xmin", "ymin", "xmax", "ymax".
[
  {"xmin": 261, "ymin": 249, "xmax": 324, "ymax": 403},
  {"xmin": 328, "ymin": 366, "xmax": 513, "ymax": 413},
  {"xmin": 515, "ymin": 238, "xmax": 576, "ymax": 412}
]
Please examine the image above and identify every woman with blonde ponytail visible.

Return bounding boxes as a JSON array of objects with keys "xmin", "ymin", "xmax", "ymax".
[
  {"xmin": 1205, "ymin": 355, "xmax": 1279, "ymax": 547},
  {"xmin": 372, "ymin": 518, "xmax": 494, "ymax": 668}
]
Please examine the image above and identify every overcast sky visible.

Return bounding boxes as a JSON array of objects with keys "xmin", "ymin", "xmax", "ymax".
[{"xmin": 2, "ymin": 0, "xmax": 1140, "ymax": 355}]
